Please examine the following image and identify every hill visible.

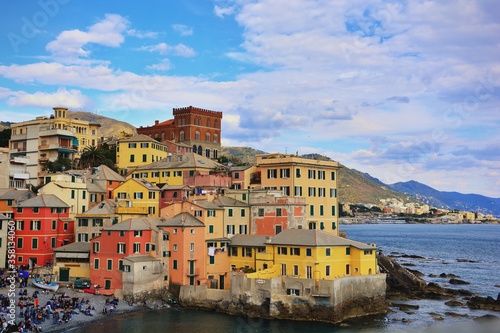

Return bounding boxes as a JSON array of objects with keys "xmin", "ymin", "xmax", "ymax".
[
  {"xmin": 388, "ymin": 180, "xmax": 500, "ymax": 216},
  {"xmin": 67, "ymin": 111, "xmax": 137, "ymax": 138}
]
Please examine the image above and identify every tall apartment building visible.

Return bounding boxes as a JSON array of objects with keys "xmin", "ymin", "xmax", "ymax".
[
  {"xmin": 9, "ymin": 107, "xmax": 101, "ymax": 186},
  {"xmin": 137, "ymin": 106, "xmax": 222, "ymax": 159},
  {"xmin": 254, "ymin": 153, "xmax": 340, "ymax": 235}
]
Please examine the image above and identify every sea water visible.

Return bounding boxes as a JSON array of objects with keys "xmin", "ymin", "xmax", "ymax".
[{"xmin": 71, "ymin": 224, "xmax": 500, "ymax": 333}]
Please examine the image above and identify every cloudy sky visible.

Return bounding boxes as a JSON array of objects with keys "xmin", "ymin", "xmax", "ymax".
[{"xmin": 1, "ymin": 0, "xmax": 499, "ymax": 197}]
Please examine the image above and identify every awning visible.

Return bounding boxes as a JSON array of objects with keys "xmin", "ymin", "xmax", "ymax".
[
  {"xmin": 55, "ymin": 253, "xmax": 89, "ymax": 259},
  {"xmin": 60, "ymin": 136, "xmax": 75, "ymax": 140},
  {"xmin": 72, "ymin": 138, "xmax": 79, "ymax": 146}
]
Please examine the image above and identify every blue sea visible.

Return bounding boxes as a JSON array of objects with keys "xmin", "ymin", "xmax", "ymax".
[{"xmin": 70, "ymin": 224, "xmax": 500, "ymax": 333}]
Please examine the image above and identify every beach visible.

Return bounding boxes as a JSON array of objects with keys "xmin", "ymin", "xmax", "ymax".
[{"xmin": 1, "ymin": 281, "xmax": 139, "ymax": 333}]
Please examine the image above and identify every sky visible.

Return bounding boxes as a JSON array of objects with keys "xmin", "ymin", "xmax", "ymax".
[{"xmin": 0, "ymin": 0, "xmax": 499, "ymax": 198}]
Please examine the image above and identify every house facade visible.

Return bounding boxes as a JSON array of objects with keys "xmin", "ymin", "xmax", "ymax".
[{"xmin": 116, "ymin": 134, "xmax": 169, "ymax": 173}]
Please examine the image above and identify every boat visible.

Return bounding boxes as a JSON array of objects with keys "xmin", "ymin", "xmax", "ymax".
[
  {"xmin": 83, "ymin": 285, "xmax": 115, "ymax": 296},
  {"xmin": 32, "ymin": 277, "xmax": 59, "ymax": 292}
]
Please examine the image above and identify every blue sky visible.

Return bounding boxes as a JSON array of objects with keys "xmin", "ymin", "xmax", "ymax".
[{"xmin": 0, "ymin": 0, "xmax": 499, "ymax": 198}]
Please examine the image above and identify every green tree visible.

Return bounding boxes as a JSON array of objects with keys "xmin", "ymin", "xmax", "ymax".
[
  {"xmin": 80, "ymin": 146, "xmax": 106, "ymax": 168},
  {"xmin": 0, "ymin": 128, "xmax": 11, "ymax": 147},
  {"xmin": 43, "ymin": 156, "xmax": 73, "ymax": 173}
]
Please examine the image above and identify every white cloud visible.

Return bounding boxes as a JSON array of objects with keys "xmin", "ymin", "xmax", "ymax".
[
  {"xmin": 146, "ymin": 58, "xmax": 173, "ymax": 72},
  {"xmin": 7, "ymin": 87, "xmax": 93, "ymax": 109},
  {"xmin": 214, "ymin": 5, "xmax": 236, "ymax": 18},
  {"xmin": 172, "ymin": 24, "xmax": 193, "ymax": 36},
  {"xmin": 46, "ymin": 14, "xmax": 129, "ymax": 58},
  {"xmin": 127, "ymin": 29, "xmax": 159, "ymax": 39},
  {"xmin": 138, "ymin": 42, "xmax": 196, "ymax": 57}
]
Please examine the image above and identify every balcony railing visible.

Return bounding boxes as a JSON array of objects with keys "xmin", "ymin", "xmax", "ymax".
[
  {"xmin": 115, "ymin": 206, "xmax": 148, "ymax": 214},
  {"xmin": 185, "ymin": 268, "xmax": 200, "ymax": 276},
  {"xmin": 11, "ymin": 156, "xmax": 29, "ymax": 164}
]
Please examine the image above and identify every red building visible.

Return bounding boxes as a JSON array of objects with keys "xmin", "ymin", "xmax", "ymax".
[
  {"xmin": 137, "ymin": 106, "xmax": 222, "ymax": 159},
  {"xmin": 89, "ymin": 218, "xmax": 163, "ymax": 293},
  {"xmin": 14, "ymin": 194, "xmax": 74, "ymax": 268}
]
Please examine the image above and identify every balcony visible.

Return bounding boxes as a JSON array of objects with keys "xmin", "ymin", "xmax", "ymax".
[
  {"xmin": 9, "ymin": 172, "xmax": 30, "ymax": 180},
  {"xmin": 10, "ymin": 147, "xmax": 27, "ymax": 154},
  {"xmin": 185, "ymin": 268, "xmax": 200, "ymax": 277},
  {"xmin": 11, "ymin": 156, "xmax": 29, "ymax": 164}
]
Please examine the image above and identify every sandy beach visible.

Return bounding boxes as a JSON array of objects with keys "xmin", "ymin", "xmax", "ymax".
[{"xmin": 1, "ymin": 282, "xmax": 139, "ymax": 333}]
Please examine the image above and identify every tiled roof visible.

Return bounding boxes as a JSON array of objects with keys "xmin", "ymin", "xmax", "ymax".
[
  {"xmin": 54, "ymin": 242, "xmax": 90, "ymax": 253},
  {"xmin": 103, "ymin": 217, "xmax": 165, "ymax": 231},
  {"xmin": 0, "ymin": 189, "xmax": 33, "ymax": 200},
  {"xmin": 15, "ymin": 194, "xmax": 69, "ymax": 208},
  {"xmin": 230, "ymin": 165, "xmax": 253, "ymax": 171},
  {"xmin": 135, "ymin": 153, "xmax": 226, "ymax": 170},
  {"xmin": 229, "ymin": 234, "xmax": 270, "ymax": 247},
  {"xmin": 192, "ymin": 200, "xmax": 224, "ymax": 210},
  {"xmin": 77, "ymin": 199, "xmax": 116, "ymax": 216},
  {"xmin": 88, "ymin": 165, "xmax": 125, "ymax": 182},
  {"xmin": 158, "ymin": 212, "xmax": 204, "ymax": 227},
  {"xmin": 269, "ymin": 229, "xmax": 376, "ymax": 249},
  {"xmin": 120, "ymin": 134, "xmax": 164, "ymax": 143},
  {"xmin": 213, "ymin": 196, "xmax": 248, "ymax": 207}
]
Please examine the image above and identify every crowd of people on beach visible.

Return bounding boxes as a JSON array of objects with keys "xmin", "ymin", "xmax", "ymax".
[{"xmin": 0, "ymin": 268, "xmax": 123, "ymax": 333}]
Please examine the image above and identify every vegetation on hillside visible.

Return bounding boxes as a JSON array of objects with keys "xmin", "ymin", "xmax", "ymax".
[{"xmin": 0, "ymin": 128, "xmax": 11, "ymax": 147}]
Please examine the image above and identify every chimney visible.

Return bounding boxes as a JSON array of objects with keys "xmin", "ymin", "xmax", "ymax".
[{"xmin": 155, "ymin": 120, "xmax": 159, "ymax": 126}]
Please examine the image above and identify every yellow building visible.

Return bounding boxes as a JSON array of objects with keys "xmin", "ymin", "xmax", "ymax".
[
  {"xmin": 255, "ymin": 153, "xmax": 340, "ymax": 235},
  {"xmin": 114, "ymin": 178, "xmax": 160, "ymax": 217},
  {"xmin": 130, "ymin": 152, "xmax": 229, "ymax": 187},
  {"xmin": 116, "ymin": 134, "xmax": 169, "ymax": 173},
  {"xmin": 9, "ymin": 107, "xmax": 100, "ymax": 186},
  {"xmin": 39, "ymin": 180, "xmax": 88, "ymax": 219},
  {"xmin": 229, "ymin": 229, "xmax": 377, "ymax": 280},
  {"xmin": 53, "ymin": 242, "xmax": 91, "ymax": 282}
]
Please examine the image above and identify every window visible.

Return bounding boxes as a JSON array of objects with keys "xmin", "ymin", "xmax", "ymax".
[
  {"xmin": 330, "ymin": 188, "xmax": 337, "ymax": 198},
  {"xmin": 332, "ymin": 206, "xmax": 336, "ymax": 216},
  {"xmin": 119, "ymin": 231, "xmax": 125, "ymax": 237},
  {"xmin": 294, "ymin": 186, "xmax": 302, "ymax": 196},
  {"xmin": 308, "ymin": 187, "xmax": 316, "ymax": 197},
  {"xmin": 93, "ymin": 219, "xmax": 103, "ymax": 227},
  {"xmin": 78, "ymin": 233, "xmax": 89, "ymax": 242},
  {"xmin": 234, "ymin": 172, "xmax": 239, "ymax": 179},
  {"xmin": 320, "ymin": 221, "xmax": 325, "ymax": 230},
  {"xmin": 173, "ymin": 244, "xmax": 178, "ymax": 252},
  {"xmin": 318, "ymin": 170, "xmax": 326, "ymax": 180},
  {"xmin": 190, "ymin": 243, "xmax": 195, "ymax": 252},
  {"xmin": 117, "ymin": 243, "xmax": 126, "ymax": 254},
  {"xmin": 149, "ymin": 191, "xmax": 156, "ymax": 199},
  {"xmin": 318, "ymin": 188, "xmax": 326, "ymax": 197},
  {"xmin": 52, "ymin": 220, "xmax": 57, "ymax": 230},
  {"xmin": 51, "ymin": 238, "xmax": 56, "ymax": 248},
  {"xmin": 17, "ymin": 238, "xmax": 23, "ymax": 249},
  {"xmin": 194, "ymin": 210, "xmax": 202, "ymax": 217},
  {"xmin": 228, "ymin": 209, "xmax": 233, "ymax": 217},
  {"xmin": 140, "ymin": 143, "xmax": 149, "ymax": 148},
  {"xmin": 134, "ymin": 243, "xmax": 140, "ymax": 253},
  {"xmin": 90, "ymin": 193, "xmax": 97, "ymax": 202},
  {"xmin": 119, "ymin": 260, "xmax": 124, "ymax": 271},
  {"xmin": 142, "ymin": 154, "xmax": 147, "ymax": 162},
  {"xmin": 107, "ymin": 259, "xmax": 113, "ymax": 270},
  {"xmin": 346, "ymin": 247, "xmax": 351, "ymax": 255},
  {"xmin": 173, "ymin": 260, "xmax": 178, "ymax": 270},
  {"xmin": 296, "ymin": 168, "xmax": 301, "ymax": 178},
  {"xmin": 280, "ymin": 168, "xmax": 290, "ymax": 178},
  {"xmin": 326, "ymin": 248, "xmax": 331, "ymax": 256},
  {"xmin": 280, "ymin": 186, "xmax": 290, "ymax": 196},
  {"xmin": 267, "ymin": 169, "xmax": 277, "ymax": 179},
  {"xmin": 213, "ymin": 134, "xmax": 218, "ymax": 143},
  {"xmin": 258, "ymin": 208, "xmax": 264, "ymax": 217},
  {"xmin": 208, "ymin": 225, "xmax": 214, "ymax": 233},
  {"xmin": 78, "ymin": 219, "xmax": 88, "ymax": 227},
  {"xmin": 226, "ymin": 225, "xmax": 235, "ymax": 235},
  {"xmin": 206, "ymin": 133, "xmax": 210, "ymax": 142},
  {"xmin": 71, "ymin": 190, "xmax": 75, "ymax": 199},
  {"xmin": 276, "ymin": 208, "xmax": 282, "ymax": 216},
  {"xmin": 346, "ymin": 264, "xmax": 350, "ymax": 275},
  {"xmin": 209, "ymin": 256, "xmax": 215, "ymax": 265},
  {"xmin": 319, "ymin": 205, "xmax": 324, "ymax": 216},
  {"xmin": 364, "ymin": 250, "xmax": 373, "ymax": 255},
  {"xmin": 134, "ymin": 230, "xmax": 143, "ymax": 237},
  {"xmin": 243, "ymin": 247, "xmax": 252, "ymax": 257},
  {"xmin": 240, "ymin": 209, "xmax": 246, "ymax": 217},
  {"xmin": 331, "ymin": 171, "xmax": 335, "ymax": 180},
  {"xmin": 134, "ymin": 192, "xmax": 143, "ymax": 199},
  {"xmin": 82, "ymin": 191, "xmax": 86, "ymax": 199},
  {"xmin": 16, "ymin": 221, "xmax": 24, "ymax": 231},
  {"xmin": 33, "ymin": 207, "xmax": 39, "ymax": 214},
  {"xmin": 32, "ymin": 238, "xmax": 38, "ymax": 249},
  {"xmin": 229, "ymin": 247, "xmax": 238, "ymax": 256},
  {"xmin": 310, "ymin": 205, "xmax": 314, "ymax": 216},
  {"xmin": 239, "ymin": 225, "xmax": 247, "ymax": 234},
  {"xmin": 306, "ymin": 248, "xmax": 312, "ymax": 256},
  {"xmin": 277, "ymin": 246, "xmax": 287, "ymax": 255},
  {"xmin": 130, "ymin": 155, "xmax": 135, "ymax": 162},
  {"xmin": 195, "ymin": 131, "xmax": 200, "ymax": 141},
  {"xmin": 291, "ymin": 247, "xmax": 300, "ymax": 256},
  {"xmin": 332, "ymin": 221, "xmax": 336, "ymax": 230},
  {"xmin": 308, "ymin": 169, "xmax": 316, "ymax": 179},
  {"xmin": 207, "ymin": 210, "xmax": 216, "ymax": 217},
  {"xmin": 281, "ymin": 264, "xmax": 286, "ymax": 276},
  {"xmin": 30, "ymin": 220, "xmax": 40, "ymax": 230},
  {"xmin": 174, "ymin": 171, "xmax": 182, "ymax": 177},
  {"xmin": 326, "ymin": 265, "xmax": 331, "ymax": 277},
  {"xmin": 93, "ymin": 242, "xmax": 100, "ymax": 253},
  {"xmin": 129, "ymin": 143, "xmax": 137, "ymax": 148},
  {"xmin": 94, "ymin": 258, "xmax": 100, "ymax": 269},
  {"xmin": 293, "ymin": 265, "xmax": 299, "ymax": 276},
  {"xmin": 146, "ymin": 243, "xmax": 155, "ymax": 252}
]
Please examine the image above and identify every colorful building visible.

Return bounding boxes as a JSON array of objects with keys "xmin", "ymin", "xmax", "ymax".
[
  {"xmin": 229, "ymin": 229, "xmax": 377, "ymax": 280},
  {"xmin": 9, "ymin": 107, "xmax": 100, "ymax": 186},
  {"xmin": 0, "ymin": 189, "xmax": 35, "ymax": 220},
  {"xmin": 90, "ymin": 217, "xmax": 166, "ymax": 297},
  {"xmin": 158, "ymin": 212, "xmax": 206, "ymax": 286},
  {"xmin": 114, "ymin": 178, "xmax": 160, "ymax": 217},
  {"xmin": 52, "ymin": 242, "xmax": 90, "ymax": 282},
  {"xmin": 255, "ymin": 153, "xmax": 340, "ymax": 235},
  {"xmin": 13, "ymin": 194, "xmax": 74, "ymax": 268},
  {"xmin": 116, "ymin": 134, "xmax": 169, "ymax": 173},
  {"xmin": 137, "ymin": 106, "xmax": 222, "ymax": 159},
  {"xmin": 229, "ymin": 165, "xmax": 257, "ymax": 190}
]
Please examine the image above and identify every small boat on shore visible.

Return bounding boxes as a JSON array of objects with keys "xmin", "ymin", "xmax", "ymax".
[
  {"xmin": 83, "ymin": 285, "xmax": 115, "ymax": 296},
  {"xmin": 32, "ymin": 277, "xmax": 59, "ymax": 292}
]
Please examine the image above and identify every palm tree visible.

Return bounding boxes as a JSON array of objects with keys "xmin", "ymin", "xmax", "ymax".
[{"xmin": 80, "ymin": 146, "xmax": 106, "ymax": 168}]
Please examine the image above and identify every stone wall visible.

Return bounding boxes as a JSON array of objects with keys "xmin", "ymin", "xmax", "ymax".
[{"xmin": 179, "ymin": 273, "xmax": 387, "ymax": 324}]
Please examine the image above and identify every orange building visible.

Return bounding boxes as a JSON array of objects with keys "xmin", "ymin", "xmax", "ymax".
[
  {"xmin": 137, "ymin": 106, "xmax": 222, "ymax": 159},
  {"xmin": 159, "ymin": 212, "xmax": 206, "ymax": 286},
  {"xmin": 13, "ymin": 194, "xmax": 74, "ymax": 268},
  {"xmin": 0, "ymin": 189, "xmax": 35, "ymax": 219}
]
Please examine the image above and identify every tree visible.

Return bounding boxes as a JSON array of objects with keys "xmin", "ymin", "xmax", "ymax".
[
  {"xmin": 0, "ymin": 128, "xmax": 11, "ymax": 147},
  {"xmin": 80, "ymin": 146, "xmax": 106, "ymax": 168},
  {"xmin": 43, "ymin": 156, "xmax": 73, "ymax": 173}
]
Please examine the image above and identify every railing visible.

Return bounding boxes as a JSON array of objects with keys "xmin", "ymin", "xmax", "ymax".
[{"xmin": 185, "ymin": 268, "xmax": 200, "ymax": 276}]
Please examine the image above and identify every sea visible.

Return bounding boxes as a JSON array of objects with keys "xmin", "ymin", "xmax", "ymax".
[{"xmin": 69, "ymin": 224, "xmax": 500, "ymax": 333}]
